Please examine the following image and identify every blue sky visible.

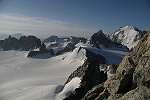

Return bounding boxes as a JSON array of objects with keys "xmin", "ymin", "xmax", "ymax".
[{"xmin": 0, "ymin": 0, "xmax": 150, "ymax": 38}]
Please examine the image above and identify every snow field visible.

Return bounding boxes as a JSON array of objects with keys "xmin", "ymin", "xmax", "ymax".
[{"xmin": 0, "ymin": 51, "xmax": 83, "ymax": 100}]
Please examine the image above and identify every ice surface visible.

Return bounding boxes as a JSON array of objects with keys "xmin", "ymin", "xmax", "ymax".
[
  {"xmin": 85, "ymin": 47, "xmax": 129, "ymax": 65},
  {"xmin": 0, "ymin": 51, "xmax": 83, "ymax": 100},
  {"xmin": 55, "ymin": 77, "xmax": 81, "ymax": 100}
]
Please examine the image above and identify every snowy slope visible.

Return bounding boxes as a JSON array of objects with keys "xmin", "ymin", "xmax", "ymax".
[
  {"xmin": 43, "ymin": 36, "xmax": 86, "ymax": 54},
  {"xmin": 0, "ymin": 51, "xmax": 83, "ymax": 100},
  {"xmin": 109, "ymin": 26, "xmax": 143, "ymax": 50},
  {"xmin": 64, "ymin": 42, "xmax": 127, "ymax": 65},
  {"xmin": 63, "ymin": 46, "xmax": 88, "ymax": 62},
  {"xmin": 0, "ymin": 41, "xmax": 129, "ymax": 100},
  {"xmin": 84, "ymin": 47, "xmax": 129, "ymax": 65}
]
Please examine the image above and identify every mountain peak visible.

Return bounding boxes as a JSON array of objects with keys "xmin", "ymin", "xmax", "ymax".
[
  {"xmin": 90, "ymin": 30, "xmax": 124, "ymax": 48},
  {"xmin": 97, "ymin": 30, "xmax": 104, "ymax": 34},
  {"xmin": 108, "ymin": 26, "xmax": 143, "ymax": 50},
  {"xmin": 121, "ymin": 25, "xmax": 137, "ymax": 30},
  {"xmin": 92, "ymin": 30, "xmax": 105, "ymax": 38}
]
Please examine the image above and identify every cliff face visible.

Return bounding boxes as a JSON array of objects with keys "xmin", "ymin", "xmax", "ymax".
[
  {"xmin": 64, "ymin": 48, "xmax": 106, "ymax": 100},
  {"xmin": 82, "ymin": 31, "xmax": 150, "ymax": 100}
]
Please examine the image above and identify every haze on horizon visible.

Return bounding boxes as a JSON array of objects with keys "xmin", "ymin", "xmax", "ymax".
[{"xmin": 0, "ymin": 0, "xmax": 150, "ymax": 38}]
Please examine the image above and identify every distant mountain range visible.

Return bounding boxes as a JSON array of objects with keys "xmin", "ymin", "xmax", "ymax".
[
  {"xmin": 0, "ymin": 35, "xmax": 41, "ymax": 51},
  {"xmin": 43, "ymin": 35, "xmax": 87, "ymax": 55},
  {"xmin": 0, "ymin": 26, "xmax": 146, "ymax": 52}
]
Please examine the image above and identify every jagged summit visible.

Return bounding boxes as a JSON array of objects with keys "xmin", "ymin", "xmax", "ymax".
[
  {"xmin": 108, "ymin": 25, "xmax": 143, "ymax": 50},
  {"xmin": 90, "ymin": 30, "xmax": 111, "ymax": 48},
  {"xmin": 89, "ymin": 30, "xmax": 124, "ymax": 49},
  {"xmin": 97, "ymin": 30, "xmax": 104, "ymax": 34}
]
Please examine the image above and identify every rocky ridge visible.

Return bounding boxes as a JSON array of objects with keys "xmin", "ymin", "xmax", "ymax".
[
  {"xmin": 64, "ymin": 47, "xmax": 106, "ymax": 100},
  {"xmin": 81, "ymin": 31, "xmax": 150, "ymax": 100},
  {"xmin": 89, "ymin": 30, "xmax": 126, "ymax": 49}
]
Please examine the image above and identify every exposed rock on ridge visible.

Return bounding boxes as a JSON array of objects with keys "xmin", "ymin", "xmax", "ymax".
[
  {"xmin": 64, "ymin": 47, "xmax": 106, "ymax": 100},
  {"xmin": 82, "ymin": 31, "xmax": 150, "ymax": 100},
  {"xmin": 90, "ymin": 30, "xmax": 125, "ymax": 49},
  {"xmin": 43, "ymin": 35, "xmax": 87, "ymax": 55},
  {"xmin": 27, "ymin": 43, "xmax": 54, "ymax": 57}
]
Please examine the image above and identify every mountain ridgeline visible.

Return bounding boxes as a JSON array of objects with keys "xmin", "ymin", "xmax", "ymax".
[
  {"xmin": 0, "ymin": 35, "xmax": 41, "ymax": 51},
  {"xmin": 89, "ymin": 30, "xmax": 125, "ymax": 49},
  {"xmin": 0, "ymin": 26, "xmax": 146, "ymax": 52},
  {"xmin": 42, "ymin": 35, "xmax": 87, "ymax": 55}
]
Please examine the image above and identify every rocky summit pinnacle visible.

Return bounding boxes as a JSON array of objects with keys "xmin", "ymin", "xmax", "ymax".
[
  {"xmin": 90, "ymin": 30, "xmax": 123, "ymax": 49},
  {"xmin": 64, "ymin": 47, "xmax": 106, "ymax": 100}
]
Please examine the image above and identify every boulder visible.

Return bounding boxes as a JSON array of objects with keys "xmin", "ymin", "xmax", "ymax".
[
  {"xmin": 107, "ymin": 94, "xmax": 124, "ymax": 100},
  {"xmin": 81, "ymin": 83, "xmax": 104, "ymax": 100},
  {"xmin": 132, "ymin": 32, "xmax": 150, "ymax": 88},
  {"xmin": 95, "ymin": 89, "xmax": 110, "ymax": 100},
  {"xmin": 104, "ymin": 56, "xmax": 135, "ymax": 94},
  {"xmin": 117, "ymin": 86, "xmax": 150, "ymax": 100}
]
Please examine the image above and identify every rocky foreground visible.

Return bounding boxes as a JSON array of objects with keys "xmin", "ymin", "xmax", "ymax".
[{"xmin": 64, "ymin": 31, "xmax": 150, "ymax": 100}]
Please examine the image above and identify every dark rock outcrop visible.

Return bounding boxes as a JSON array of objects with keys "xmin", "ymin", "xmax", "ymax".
[
  {"xmin": 56, "ymin": 43, "xmax": 75, "ymax": 55},
  {"xmin": 0, "ymin": 35, "xmax": 41, "ymax": 51},
  {"xmin": 43, "ymin": 35, "xmax": 58, "ymax": 43},
  {"xmin": 0, "ymin": 35, "xmax": 19, "ymax": 50},
  {"xmin": 81, "ymin": 83, "xmax": 104, "ymax": 100},
  {"xmin": 90, "ymin": 30, "xmax": 124, "ymax": 49},
  {"xmin": 27, "ymin": 43, "xmax": 54, "ymax": 57},
  {"xmin": 64, "ymin": 48, "xmax": 106, "ymax": 100},
  {"xmin": 39, "ymin": 43, "xmax": 47, "ymax": 53},
  {"xmin": 27, "ymin": 51, "xmax": 40, "ymax": 57},
  {"xmin": 117, "ymin": 86, "xmax": 150, "ymax": 100},
  {"xmin": 81, "ymin": 31, "xmax": 150, "ymax": 100},
  {"xmin": 18, "ymin": 35, "xmax": 41, "ymax": 51}
]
